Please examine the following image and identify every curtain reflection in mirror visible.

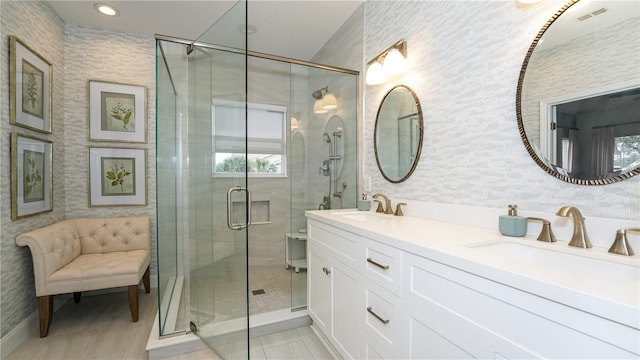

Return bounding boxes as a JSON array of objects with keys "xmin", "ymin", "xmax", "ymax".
[
  {"xmin": 591, "ymin": 126, "xmax": 615, "ymax": 179},
  {"xmin": 567, "ymin": 129, "xmax": 580, "ymax": 177}
]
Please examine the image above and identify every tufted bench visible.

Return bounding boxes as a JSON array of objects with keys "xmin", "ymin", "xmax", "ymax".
[{"xmin": 15, "ymin": 216, "xmax": 151, "ymax": 337}]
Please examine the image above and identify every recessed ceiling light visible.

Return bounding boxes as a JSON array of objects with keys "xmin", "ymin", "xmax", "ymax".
[{"xmin": 94, "ymin": 3, "xmax": 119, "ymax": 16}]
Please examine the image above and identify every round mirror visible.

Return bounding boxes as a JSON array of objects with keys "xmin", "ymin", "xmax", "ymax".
[
  {"xmin": 517, "ymin": 0, "xmax": 640, "ymax": 185},
  {"xmin": 374, "ymin": 85, "xmax": 423, "ymax": 183}
]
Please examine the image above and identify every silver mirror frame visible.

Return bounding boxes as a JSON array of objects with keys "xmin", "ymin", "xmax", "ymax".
[
  {"xmin": 374, "ymin": 84, "xmax": 424, "ymax": 184},
  {"xmin": 516, "ymin": 0, "xmax": 640, "ymax": 185}
]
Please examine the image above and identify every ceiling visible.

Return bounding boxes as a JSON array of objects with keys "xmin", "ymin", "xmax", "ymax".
[
  {"xmin": 47, "ymin": 0, "xmax": 363, "ymax": 61},
  {"xmin": 537, "ymin": 0, "xmax": 639, "ymax": 50}
]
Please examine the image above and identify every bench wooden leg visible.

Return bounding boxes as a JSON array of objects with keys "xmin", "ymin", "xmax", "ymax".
[
  {"xmin": 38, "ymin": 296, "xmax": 53, "ymax": 338},
  {"xmin": 143, "ymin": 266, "xmax": 150, "ymax": 294},
  {"xmin": 128, "ymin": 285, "xmax": 139, "ymax": 322},
  {"xmin": 73, "ymin": 292, "xmax": 82, "ymax": 303}
]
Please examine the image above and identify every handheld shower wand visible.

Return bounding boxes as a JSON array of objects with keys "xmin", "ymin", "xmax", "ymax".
[{"xmin": 324, "ymin": 133, "xmax": 333, "ymax": 157}]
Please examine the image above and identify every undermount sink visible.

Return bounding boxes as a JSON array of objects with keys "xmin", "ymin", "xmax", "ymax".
[
  {"xmin": 468, "ymin": 241, "xmax": 640, "ymax": 294},
  {"xmin": 333, "ymin": 211, "xmax": 392, "ymax": 222}
]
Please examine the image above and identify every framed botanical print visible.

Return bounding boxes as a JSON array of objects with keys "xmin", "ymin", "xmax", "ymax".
[
  {"xmin": 89, "ymin": 80, "xmax": 146, "ymax": 142},
  {"xmin": 11, "ymin": 133, "xmax": 53, "ymax": 219},
  {"xmin": 9, "ymin": 36, "xmax": 52, "ymax": 133},
  {"xmin": 89, "ymin": 147, "xmax": 147, "ymax": 206}
]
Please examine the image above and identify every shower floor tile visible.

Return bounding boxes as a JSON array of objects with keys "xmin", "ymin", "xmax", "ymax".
[{"xmin": 181, "ymin": 257, "xmax": 307, "ymax": 330}]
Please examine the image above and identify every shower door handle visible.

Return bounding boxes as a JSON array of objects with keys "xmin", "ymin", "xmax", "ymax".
[{"xmin": 226, "ymin": 186, "xmax": 252, "ymax": 230}]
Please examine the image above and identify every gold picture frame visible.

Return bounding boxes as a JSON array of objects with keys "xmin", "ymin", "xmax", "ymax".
[
  {"xmin": 89, "ymin": 80, "xmax": 147, "ymax": 143},
  {"xmin": 11, "ymin": 133, "xmax": 53, "ymax": 220},
  {"xmin": 89, "ymin": 147, "xmax": 147, "ymax": 206},
  {"xmin": 9, "ymin": 36, "xmax": 52, "ymax": 133}
]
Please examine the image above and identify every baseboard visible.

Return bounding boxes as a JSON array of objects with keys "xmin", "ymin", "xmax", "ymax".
[
  {"xmin": 249, "ymin": 308, "xmax": 311, "ymax": 338},
  {"xmin": 0, "ymin": 275, "xmax": 158, "ymax": 360},
  {"xmin": 309, "ymin": 324, "xmax": 341, "ymax": 360},
  {"xmin": 147, "ymin": 309, "xmax": 312, "ymax": 359},
  {"xmin": 0, "ymin": 294, "xmax": 69, "ymax": 360}
]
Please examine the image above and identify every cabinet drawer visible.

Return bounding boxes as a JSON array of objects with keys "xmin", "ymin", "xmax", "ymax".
[
  {"xmin": 308, "ymin": 220, "xmax": 360, "ymax": 267},
  {"xmin": 403, "ymin": 302, "xmax": 494, "ymax": 360},
  {"xmin": 364, "ymin": 280, "xmax": 401, "ymax": 356},
  {"xmin": 363, "ymin": 238, "xmax": 402, "ymax": 296},
  {"xmin": 364, "ymin": 333, "xmax": 395, "ymax": 360}
]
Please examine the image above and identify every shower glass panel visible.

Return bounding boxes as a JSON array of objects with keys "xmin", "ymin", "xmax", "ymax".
[
  {"xmin": 289, "ymin": 65, "xmax": 358, "ymax": 310},
  {"xmin": 156, "ymin": 40, "xmax": 185, "ymax": 336},
  {"xmin": 155, "ymin": 1, "xmax": 360, "ymax": 354},
  {"xmin": 188, "ymin": 1, "xmax": 249, "ymax": 357}
]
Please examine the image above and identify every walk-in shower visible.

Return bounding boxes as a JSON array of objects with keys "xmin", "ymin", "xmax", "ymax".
[{"xmin": 154, "ymin": 2, "xmax": 358, "ymax": 357}]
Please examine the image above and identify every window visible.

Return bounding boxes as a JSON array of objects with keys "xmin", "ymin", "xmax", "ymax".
[
  {"xmin": 212, "ymin": 102, "xmax": 287, "ymax": 177},
  {"xmin": 614, "ymin": 135, "xmax": 640, "ymax": 172}
]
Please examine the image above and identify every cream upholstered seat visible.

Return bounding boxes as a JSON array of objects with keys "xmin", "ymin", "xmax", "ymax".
[{"xmin": 16, "ymin": 217, "xmax": 151, "ymax": 337}]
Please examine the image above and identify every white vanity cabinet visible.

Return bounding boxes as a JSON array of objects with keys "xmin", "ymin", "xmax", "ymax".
[
  {"xmin": 307, "ymin": 220, "xmax": 363, "ymax": 360},
  {"xmin": 401, "ymin": 253, "xmax": 533, "ymax": 359},
  {"xmin": 307, "ymin": 214, "xmax": 640, "ymax": 359},
  {"xmin": 402, "ymin": 252, "xmax": 638, "ymax": 359}
]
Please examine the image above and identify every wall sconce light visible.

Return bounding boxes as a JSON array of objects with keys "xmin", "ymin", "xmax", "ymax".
[
  {"xmin": 365, "ymin": 40, "xmax": 407, "ymax": 85},
  {"xmin": 311, "ymin": 86, "xmax": 338, "ymax": 114}
]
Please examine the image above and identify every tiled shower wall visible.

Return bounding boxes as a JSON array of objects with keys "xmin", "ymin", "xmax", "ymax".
[
  {"xmin": 363, "ymin": 0, "xmax": 639, "ymax": 221},
  {"xmin": 308, "ymin": 5, "xmax": 363, "ymax": 217}
]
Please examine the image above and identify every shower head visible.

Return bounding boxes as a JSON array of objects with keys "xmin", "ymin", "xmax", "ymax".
[
  {"xmin": 323, "ymin": 133, "xmax": 332, "ymax": 144},
  {"xmin": 312, "ymin": 86, "xmax": 329, "ymax": 100},
  {"xmin": 312, "ymin": 89, "xmax": 324, "ymax": 100}
]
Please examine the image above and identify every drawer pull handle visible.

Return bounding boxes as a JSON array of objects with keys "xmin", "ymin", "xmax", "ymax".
[
  {"xmin": 367, "ymin": 307, "xmax": 390, "ymax": 324},
  {"xmin": 367, "ymin": 257, "xmax": 390, "ymax": 270},
  {"xmin": 322, "ymin": 267, "xmax": 331, "ymax": 275}
]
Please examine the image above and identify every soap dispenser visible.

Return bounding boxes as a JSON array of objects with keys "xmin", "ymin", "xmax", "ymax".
[
  {"xmin": 358, "ymin": 193, "xmax": 371, "ymax": 211},
  {"xmin": 499, "ymin": 205, "xmax": 527, "ymax": 237}
]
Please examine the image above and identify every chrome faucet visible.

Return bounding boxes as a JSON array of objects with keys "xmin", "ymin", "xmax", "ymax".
[
  {"xmin": 555, "ymin": 206, "xmax": 592, "ymax": 248},
  {"xmin": 372, "ymin": 193, "xmax": 393, "ymax": 214}
]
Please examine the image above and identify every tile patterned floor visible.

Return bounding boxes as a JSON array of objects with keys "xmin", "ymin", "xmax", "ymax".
[
  {"xmin": 6, "ymin": 288, "xmax": 157, "ymax": 360},
  {"xmin": 6, "ymin": 288, "xmax": 332, "ymax": 360},
  {"xmin": 165, "ymin": 327, "xmax": 333, "ymax": 360}
]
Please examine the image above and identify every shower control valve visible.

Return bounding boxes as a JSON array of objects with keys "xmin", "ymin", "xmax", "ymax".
[{"xmin": 319, "ymin": 160, "xmax": 331, "ymax": 176}]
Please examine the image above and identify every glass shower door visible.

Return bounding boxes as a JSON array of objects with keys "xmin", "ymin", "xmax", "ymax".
[{"xmin": 187, "ymin": 1, "xmax": 249, "ymax": 358}]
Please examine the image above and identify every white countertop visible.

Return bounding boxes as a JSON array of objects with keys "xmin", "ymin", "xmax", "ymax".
[{"xmin": 306, "ymin": 209, "xmax": 640, "ymax": 330}]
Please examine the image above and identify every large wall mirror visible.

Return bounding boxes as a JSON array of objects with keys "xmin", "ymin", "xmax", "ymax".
[
  {"xmin": 517, "ymin": 0, "xmax": 640, "ymax": 185},
  {"xmin": 374, "ymin": 85, "xmax": 423, "ymax": 183}
]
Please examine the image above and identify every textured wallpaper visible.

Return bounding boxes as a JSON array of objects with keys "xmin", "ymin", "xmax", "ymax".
[
  {"xmin": 1, "ymin": 3, "xmax": 157, "ymax": 337},
  {"xmin": 0, "ymin": 1, "xmax": 66, "ymax": 338},
  {"xmin": 62, "ymin": 25, "xmax": 156, "ymax": 217},
  {"xmin": 363, "ymin": 0, "xmax": 639, "ymax": 221},
  {"xmin": 63, "ymin": 24, "xmax": 157, "ymax": 275}
]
